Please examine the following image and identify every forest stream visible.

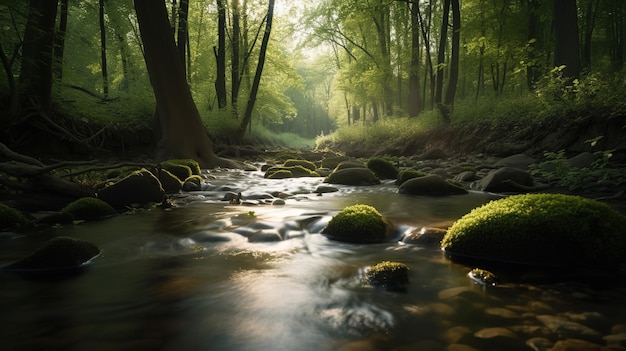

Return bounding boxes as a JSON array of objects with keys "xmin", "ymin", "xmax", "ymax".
[{"xmin": 1, "ymin": 168, "xmax": 626, "ymax": 351}]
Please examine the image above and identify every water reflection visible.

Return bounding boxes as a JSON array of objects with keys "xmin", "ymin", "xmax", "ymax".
[{"xmin": 1, "ymin": 171, "xmax": 625, "ymax": 350}]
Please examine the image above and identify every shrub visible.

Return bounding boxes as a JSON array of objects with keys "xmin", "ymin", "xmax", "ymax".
[
  {"xmin": 322, "ymin": 204, "xmax": 387, "ymax": 243},
  {"xmin": 441, "ymin": 193, "xmax": 626, "ymax": 267}
]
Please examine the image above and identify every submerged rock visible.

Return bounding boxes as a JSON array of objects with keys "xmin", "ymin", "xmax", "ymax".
[
  {"xmin": 98, "ymin": 169, "xmax": 165, "ymax": 208},
  {"xmin": 3, "ymin": 236, "xmax": 100, "ymax": 271},
  {"xmin": 61, "ymin": 197, "xmax": 116, "ymax": 220},
  {"xmin": 365, "ymin": 261, "xmax": 409, "ymax": 291}
]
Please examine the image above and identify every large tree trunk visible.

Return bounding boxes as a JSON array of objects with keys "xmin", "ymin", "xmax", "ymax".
[
  {"xmin": 99, "ymin": 0, "xmax": 109, "ymax": 99},
  {"xmin": 434, "ymin": 0, "xmax": 450, "ymax": 107},
  {"xmin": 408, "ymin": 0, "xmax": 422, "ymax": 118},
  {"xmin": 19, "ymin": 0, "xmax": 59, "ymax": 113},
  {"xmin": 231, "ymin": 0, "xmax": 241, "ymax": 118},
  {"xmin": 237, "ymin": 0, "xmax": 274, "ymax": 143},
  {"xmin": 553, "ymin": 0, "xmax": 581, "ymax": 79},
  {"xmin": 442, "ymin": 0, "xmax": 460, "ymax": 124},
  {"xmin": 134, "ymin": 0, "xmax": 234, "ymax": 169}
]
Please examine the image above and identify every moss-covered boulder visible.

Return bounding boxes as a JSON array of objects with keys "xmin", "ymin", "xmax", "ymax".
[
  {"xmin": 365, "ymin": 261, "xmax": 409, "ymax": 291},
  {"xmin": 61, "ymin": 197, "xmax": 116, "ymax": 220},
  {"xmin": 158, "ymin": 169, "xmax": 184, "ymax": 193},
  {"xmin": 366, "ymin": 158, "xmax": 398, "ymax": 180},
  {"xmin": 266, "ymin": 169, "xmax": 293, "ymax": 179},
  {"xmin": 322, "ymin": 204, "xmax": 388, "ymax": 243},
  {"xmin": 333, "ymin": 161, "xmax": 366, "ymax": 171},
  {"xmin": 398, "ymin": 175, "xmax": 468, "ymax": 196},
  {"xmin": 441, "ymin": 194, "xmax": 626, "ymax": 267},
  {"xmin": 395, "ymin": 169, "xmax": 427, "ymax": 185},
  {"xmin": 162, "ymin": 159, "xmax": 201, "ymax": 176},
  {"xmin": 182, "ymin": 175, "xmax": 204, "ymax": 191},
  {"xmin": 3, "ymin": 236, "xmax": 100, "ymax": 271},
  {"xmin": 0, "ymin": 203, "xmax": 29, "ymax": 230},
  {"xmin": 324, "ymin": 168, "xmax": 380, "ymax": 186},
  {"xmin": 264, "ymin": 165, "xmax": 320, "ymax": 178},
  {"xmin": 284, "ymin": 159, "xmax": 317, "ymax": 171},
  {"xmin": 98, "ymin": 169, "xmax": 165, "ymax": 208},
  {"xmin": 320, "ymin": 155, "xmax": 351, "ymax": 169}
]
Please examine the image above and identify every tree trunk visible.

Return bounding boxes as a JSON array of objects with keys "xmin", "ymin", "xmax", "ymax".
[
  {"xmin": 231, "ymin": 0, "xmax": 241, "ymax": 118},
  {"xmin": 19, "ymin": 0, "xmax": 59, "ymax": 113},
  {"xmin": 215, "ymin": 0, "xmax": 227, "ymax": 109},
  {"xmin": 434, "ymin": 0, "xmax": 450, "ymax": 107},
  {"xmin": 408, "ymin": 0, "xmax": 422, "ymax": 117},
  {"xmin": 525, "ymin": 0, "xmax": 541, "ymax": 90},
  {"xmin": 53, "ymin": 0, "xmax": 68, "ymax": 81},
  {"xmin": 442, "ymin": 0, "xmax": 460, "ymax": 124},
  {"xmin": 553, "ymin": 0, "xmax": 581, "ymax": 79},
  {"xmin": 134, "ymin": 0, "xmax": 234, "ymax": 169},
  {"xmin": 99, "ymin": 0, "xmax": 109, "ymax": 99},
  {"xmin": 177, "ymin": 0, "xmax": 189, "ymax": 79},
  {"xmin": 237, "ymin": 0, "xmax": 274, "ymax": 143}
]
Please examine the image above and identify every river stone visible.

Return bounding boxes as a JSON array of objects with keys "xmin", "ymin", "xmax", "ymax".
[
  {"xmin": 472, "ymin": 167, "xmax": 534, "ymax": 192},
  {"xmin": 525, "ymin": 337, "xmax": 553, "ymax": 351},
  {"xmin": 603, "ymin": 333, "xmax": 626, "ymax": 347},
  {"xmin": 364, "ymin": 261, "xmax": 409, "ymax": 292},
  {"xmin": 454, "ymin": 170, "xmax": 477, "ymax": 182},
  {"xmin": 324, "ymin": 168, "xmax": 380, "ymax": 186},
  {"xmin": 3, "ymin": 236, "xmax": 100, "ymax": 271},
  {"xmin": 314, "ymin": 185, "xmax": 339, "ymax": 194},
  {"xmin": 333, "ymin": 160, "xmax": 366, "ymax": 171},
  {"xmin": 98, "ymin": 169, "xmax": 165, "ymax": 208},
  {"xmin": 548, "ymin": 339, "xmax": 605, "ymax": 351},
  {"xmin": 447, "ymin": 344, "xmax": 479, "ymax": 351},
  {"xmin": 248, "ymin": 229, "xmax": 282, "ymax": 242},
  {"xmin": 474, "ymin": 327, "xmax": 518, "ymax": 339},
  {"xmin": 494, "ymin": 154, "xmax": 536, "ymax": 169},
  {"xmin": 398, "ymin": 175, "xmax": 468, "ymax": 196},
  {"xmin": 402, "ymin": 227, "xmax": 446, "ymax": 246},
  {"xmin": 536, "ymin": 315, "xmax": 602, "ymax": 341},
  {"xmin": 158, "ymin": 169, "xmax": 183, "ymax": 193}
]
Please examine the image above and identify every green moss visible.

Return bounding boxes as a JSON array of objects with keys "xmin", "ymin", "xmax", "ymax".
[
  {"xmin": 441, "ymin": 193, "xmax": 626, "ymax": 267},
  {"xmin": 0, "ymin": 203, "xmax": 29, "ymax": 230},
  {"xmin": 264, "ymin": 165, "xmax": 320, "ymax": 178},
  {"xmin": 62, "ymin": 197, "xmax": 117, "ymax": 220},
  {"xmin": 365, "ymin": 261, "xmax": 409, "ymax": 291},
  {"xmin": 396, "ymin": 169, "xmax": 427, "ymax": 185},
  {"xmin": 266, "ymin": 169, "xmax": 293, "ymax": 179},
  {"xmin": 468, "ymin": 268, "xmax": 498, "ymax": 286},
  {"xmin": 284, "ymin": 159, "xmax": 317, "ymax": 171},
  {"xmin": 159, "ymin": 169, "xmax": 183, "ymax": 193},
  {"xmin": 324, "ymin": 168, "xmax": 380, "ymax": 186},
  {"xmin": 163, "ymin": 159, "xmax": 201, "ymax": 175},
  {"xmin": 366, "ymin": 158, "xmax": 399, "ymax": 179},
  {"xmin": 322, "ymin": 204, "xmax": 387, "ymax": 243},
  {"xmin": 321, "ymin": 155, "xmax": 350, "ymax": 169}
]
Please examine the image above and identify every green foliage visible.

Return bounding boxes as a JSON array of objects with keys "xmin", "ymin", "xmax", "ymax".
[
  {"xmin": 61, "ymin": 197, "xmax": 117, "ymax": 220},
  {"xmin": 0, "ymin": 203, "xmax": 29, "ymax": 230},
  {"xmin": 395, "ymin": 169, "xmax": 427, "ymax": 185},
  {"xmin": 322, "ymin": 204, "xmax": 387, "ymax": 243},
  {"xmin": 442, "ymin": 194, "xmax": 626, "ymax": 267},
  {"xmin": 366, "ymin": 157, "xmax": 398, "ymax": 179},
  {"xmin": 531, "ymin": 138, "xmax": 619, "ymax": 191}
]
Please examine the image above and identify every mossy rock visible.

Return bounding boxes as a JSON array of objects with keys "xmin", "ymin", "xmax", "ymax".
[
  {"xmin": 3, "ymin": 236, "xmax": 100, "ymax": 271},
  {"xmin": 61, "ymin": 197, "xmax": 117, "ymax": 220},
  {"xmin": 182, "ymin": 175, "xmax": 204, "ymax": 191},
  {"xmin": 264, "ymin": 165, "xmax": 320, "ymax": 178},
  {"xmin": 441, "ymin": 194, "xmax": 626, "ymax": 267},
  {"xmin": 158, "ymin": 169, "xmax": 184, "ymax": 193},
  {"xmin": 395, "ymin": 169, "xmax": 427, "ymax": 185},
  {"xmin": 365, "ymin": 261, "xmax": 409, "ymax": 291},
  {"xmin": 324, "ymin": 168, "xmax": 380, "ymax": 186},
  {"xmin": 0, "ymin": 203, "xmax": 29, "ymax": 230},
  {"xmin": 266, "ymin": 169, "xmax": 293, "ymax": 179},
  {"xmin": 333, "ymin": 161, "xmax": 366, "ymax": 171},
  {"xmin": 162, "ymin": 159, "xmax": 201, "ymax": 175},
  {"xmin": 322, "ymin": 204, "xmax": 388, "ymax": 243},
  {"xmin": 473, "ymin": 167, "xmax": 534, "ymax": 193},
  {"xmin": 321, "ymin": 155, "xmax": 351, "ymax": 169},
  {"xmin": 98, "ymin": 169, "xmax": 165, "ymax": 208},
  {"xmin": 366, "ymin": 158, "xmax": 398, "ymax": 179},
  {"xmin": 398, "ymin": 175, "xmax": 468, "ymax": 196},
  {"xmin": 284, "ymin": 159, "xmax": 317, "ymax": 171}
]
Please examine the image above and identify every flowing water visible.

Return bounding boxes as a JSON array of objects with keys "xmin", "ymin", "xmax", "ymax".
[{"xmin": 1, "ymin": 169, "xmax": 626, "ymax": 351}]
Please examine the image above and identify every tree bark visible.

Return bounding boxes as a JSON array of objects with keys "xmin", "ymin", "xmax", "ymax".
[
  {"xmin": 231, "ymin": 0, "xmax": 241, "ymax": 118},
  {"xmin": 215, "ymin": 0, "xmax": 228, "ymax": 109},
  {"xmin": 237, "ymin": 0, "xmax": 274, "ymax": 143},
  {"xmin": 99, "ymin": 0, "xmax": 109, "ymax": 99},
  {"xmin": 553, "ymin": 0, "xmax": 581, "ymax": 79},
  {"xmin": 434, "ymin": 0, "xmax": 450, "ymax": 107},
  {"xmin": 19, "ymin": 0, "xmax": 59, "ymax": 113},
  {"xmin": 177, "ymin": 0, "xmax": 189, "ymax": 79},
  {"xmin": 442, "ymin": 0, "xmax": 460, "ymax": 124},
  {"xmin": 53, "ymin": 0, "xmax": 68, "ymax": 81},
  {"xmin": 134, "ymin": 0, "xmax": 235, "ymax": 168},
  {"xmin": 408, "ymin": 0, "xmax": 422, "ymax": 117}
]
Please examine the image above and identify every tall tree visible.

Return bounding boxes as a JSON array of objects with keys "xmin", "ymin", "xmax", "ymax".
[
  {"xmin": 19, "ymin": 0, "xmax": 59, "ymax": 113},
  {"xmin": 408, "ymin": 0, "xmax": 422, "ymax": 117},
  {"xmin": 177, "ymin": 0, "xmax": 189, "ymax": 79},
  {"xmin": 553, "ymin": 0, "xmax": 581, "ymax": 79},
  {"xmin": 99, "ymin": 0, "xmax": 109, "ymax": 98},
  {"xmin": 237, "ymin": 0, "xmax": 275, "ymax": 142},
  {"xmin": 231, "ymin": 0, "xmax": 241, "ymax": 117},
  {"xmin": 53, "ymin": 0, "xmax": 68, "ymax": 80},
  {"xmin": 442, "ymin": 0, "xmax": 460, "ymax": 123},
  {"xmin": 434, "ymin": 0, "xmax": 450, "ymax": 107},
  {"xmin": 215, "ymin": 0, "xmax": 227, "ymax": 108},
  {"xmin": 134, "ymin": 0, "xmax": 234, "ymax": 168}
]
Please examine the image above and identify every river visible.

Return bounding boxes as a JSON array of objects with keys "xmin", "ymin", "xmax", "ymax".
[{"xmin": 1, "ymin": 168, "xmax": 625, "ymax": 350}]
